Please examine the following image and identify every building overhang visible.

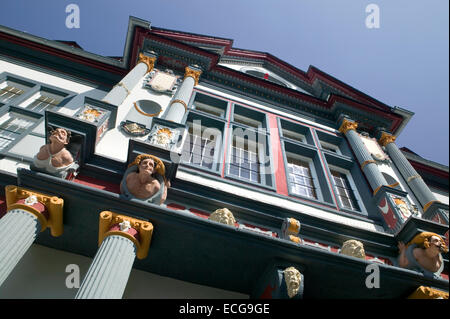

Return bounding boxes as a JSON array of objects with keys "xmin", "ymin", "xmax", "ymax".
[{"xmin": 15, "ymin": 168, "xmax": 448, "ymax": 299}]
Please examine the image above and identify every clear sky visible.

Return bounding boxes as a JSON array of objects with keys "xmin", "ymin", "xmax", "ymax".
[{"xmin": 1, "ymin": 0, "xmax": 448, "ymax": 165}]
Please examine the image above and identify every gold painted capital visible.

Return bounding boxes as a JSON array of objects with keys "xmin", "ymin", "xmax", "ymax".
[
  {"xmin": 184, "ymin": 66, "xmax": 202, "ymax": 86},
  {"xmin": 5, "ymin": 185, "xmax": 64, "ymax": 237},
  {"xmin": 338, "ymin": 118, "xmax": 358, "ymax": 134},
  {"xmin": 138, "ymin": 53, "xmax": 157, "ymax": 74},
  {"xmin": 98, "ymin": 211, "xmax": 153, "ymax": 260},
  {"xmin": 378, "ymin": 132, "xmax": 396, "ymax": 147}
]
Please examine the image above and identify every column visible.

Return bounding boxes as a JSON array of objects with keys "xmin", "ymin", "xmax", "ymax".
[
  {"xmin": 75, "ymin": 235, "xmax": 136, "ymax": 299},
  {"xmin": 338, "ymin": 116, "xmax": 387, "ymax": 193},
  {"xmin": 102, "ymin": 52, "xmax": 157, "ymax": 107},
  {"xmin": 0, "ymin": 186, "xmax": 63, "ymax": 287},
  {"xmin": 0, "ymin": 209, "xmax": 40, "ymax": 286},
  {"xmin": 164, "ymin": 65, "xmax": 202, "ymax": 123},
  {"xmin": 377, "ymin": 130, "xmax": 447, "ymax": 220},
  {"xmin": 75, "ymin": 211, "xmax": 153, "ymax": 299}
]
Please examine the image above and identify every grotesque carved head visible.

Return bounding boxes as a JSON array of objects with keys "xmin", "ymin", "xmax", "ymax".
[
  {"xmin": 129, "ymin": 154, "xmax": 165, "ymax": 177},
  {"xmin": 341, "ymin": 240, "xmax": 366, "ymax": 259},
  {"xmin": 283, "ymin": 267, "xmax": 301, "ymax": 298},
  {"xmin": 209, "ymin": 208, "xmax": 236, "ymax": 226}
]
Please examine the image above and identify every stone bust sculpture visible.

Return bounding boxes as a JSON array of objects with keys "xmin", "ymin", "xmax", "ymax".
[
  {"xmin": 31, "ymin": 127, "xmax": 78, "ymax": 178},
  {"xmin": 398, "ymin": 232, "xmax": 448, "ymax": 279},
  {"xmin": 340, "ymin": 239, "xmax": 366, "ymax": 259},
  {"xmin": 120, "ymin": 154, "xmax": 170, "ymax": 205},
  {"xmin": 283, "ymin": 267, "xmax": 302, "ymax": 299}
]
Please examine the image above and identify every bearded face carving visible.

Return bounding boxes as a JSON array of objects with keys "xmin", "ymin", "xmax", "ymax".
[{"xmin": 283, "ymin": 267, "xmax": 301, "ymax": 298}]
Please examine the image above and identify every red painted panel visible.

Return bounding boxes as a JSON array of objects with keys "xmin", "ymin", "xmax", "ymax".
[
  {"xmin": 73, "ymin": 175, "xmax": 121, "ymax": 194},
  {"xmin": 267, "ymin": 114, "xmax": 288, "ymax": 196},
  {"xmin": 166, "ymin": 203, "xmax": 186, "ymax": 211}
]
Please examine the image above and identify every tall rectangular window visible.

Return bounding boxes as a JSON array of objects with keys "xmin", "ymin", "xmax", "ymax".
[
  {"xmin": 182, "ymin": 125, "xmax": 217, "ymax": 170},
  {"xmin": 330, "ymin": 170, "xmax": 359, "ymax": 211},
  {"xmin": 229, "ymin": 137, "xmax": 261, "ymax": 183},
  {"xmin": 287, "ymin": 157, "xmax": 317, "ymax": 199}
]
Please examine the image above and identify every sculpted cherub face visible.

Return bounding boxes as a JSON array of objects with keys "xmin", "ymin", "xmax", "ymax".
[{"xmin": 283, "ymin": 267, "xmax": 301, "ymax": 298}]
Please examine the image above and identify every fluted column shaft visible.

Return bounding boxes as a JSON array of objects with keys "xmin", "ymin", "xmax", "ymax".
[
  {"xmin": 0, "ymin": 209, "xmax": 40, "ymax": 287},
  {"xmin": 339, "ymin": 118, "xmax": 387, "ymax": 192},
  {"xmin": 380, "ymin": 133, "xmax": 438, "ymax": 210},
  {"xmin": 164, "ymin": 66, "xmax": 202, "ymax": 123},
  {"xmin": 75, "ymin": 235, "xmax": 136, "ymax": 299},
  {"xmin": 102, "ymin": 52, "xmax": 157, "ymax": 107}
]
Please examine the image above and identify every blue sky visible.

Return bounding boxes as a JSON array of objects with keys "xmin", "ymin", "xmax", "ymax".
[{"xmin": 1, "ymin": 0, "xmax": 448, "ymax": 165}]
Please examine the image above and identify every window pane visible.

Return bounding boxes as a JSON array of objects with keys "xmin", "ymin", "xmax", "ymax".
[
  {"xmin": 287, "ymin": 157, "xmax": 317, "ymax": 199},
  {"xmin": 331, "ymin": 170, "xmax": 359, "ymax": 211}
]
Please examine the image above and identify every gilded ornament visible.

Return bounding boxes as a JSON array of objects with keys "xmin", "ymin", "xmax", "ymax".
[
  {"xmin": 184, "ymin": 66, "xmax": 202, "ymax": 86},
  {"xmin": 138, "ymin": 53, "xmax": 157, "ymax": 74},
  {"xmin": 378, "ymin": 132, "xmax": 396, "ymax": 147},
  {"xmin": 338, "ymin": 118, "xmax": 358, "ymax": 134}
]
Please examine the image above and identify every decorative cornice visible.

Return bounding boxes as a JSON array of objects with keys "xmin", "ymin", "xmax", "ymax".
[
  {"xmin": 98, "ymin": 211, "xmax": 153, "ymax": 259},
  {"xmin": 338, "ymin": 118, "xmax": 358, "ymax": 134},
  {"xmin": 5, "ymin": 185, "xmax": 64, "ymax": 236},
  {"xmin": 184, "ymin": 66, "xmax": 202, "ymax": 85},
  {"xmin": 378, "ymin": 131, "xmax": 396, "ymax": 147},
  {"xmin": 138, "ymin": 52, "xmax": 157, "ymax": 74}
]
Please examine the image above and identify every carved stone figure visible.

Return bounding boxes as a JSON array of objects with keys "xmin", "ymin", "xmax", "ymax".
[
  {"xmin": 120, "ymin": 154, "xmax": 170, "ymax": 205},
  {"xmin": 31, "ymin": 127, "xmax": 79, "ymax": 179},
  {"xmin": 398, "ymin": 232, "xmax": 448, "ymax": 279},
  {"xmin": 208, "ymin": 208, "xmax": 236, "ymax": 226},
  {"xmin": 283, "ymin": 267, "xmax": 302, "ymax": 299},
  {"xmin": 340, "ymin": 240, "xmax": 366, "ymax": 259}
]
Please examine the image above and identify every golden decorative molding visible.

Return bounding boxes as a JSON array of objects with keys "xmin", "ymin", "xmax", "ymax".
[
  {"xmin": 406, "ymin": 174, "xmax": 422, "ymax": 183},
  {"xmin": 169, "ymin": 99, "xmax": 188, "ymax": 112},
  {"xmin": 184, "ymin": 66, "xmax": 202, "ymax": 86},
  {"xmin": 99, "ymin": 211, "xmax": 153, "ymax": 260},
  {"xmin": 378, "ymin": 132, "xmax": 396, "ymax": 147},
  {"xmin": 5, "ymin": 185, "xmax": 64, "ymax": 237},
  {"xmin": 423, "ymin": 200, "xmax": 439, "ymax": 213},
  {"xmin": 288, "ymin": 235, "xmax": 302, "ymax": 244},
  {"xmin": 338, "ymin": 118, "xmax": 358, "ymax": 134},
  {"xmin": 133, "ymin": 102, "xmax": 162, "ymax": 117},
  {"xmin": 360, "ymin": 160, "xmax": 376, "ymax": 170},
  {"xmin": 138, "ymin": 53, "xmax": 157, "ymax": 74},
  {"xmin": 408, "ymin": 286, "xmax": 449, "ymax": 299},
  {"xmin": 373, "ymin": 185, "xmax": 382, "ymax": 196}
]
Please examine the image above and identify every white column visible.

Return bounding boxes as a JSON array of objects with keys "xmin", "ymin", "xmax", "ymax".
[{"xmin": 75, "ymin": 235, "xmax": 137, "ymax": 299}]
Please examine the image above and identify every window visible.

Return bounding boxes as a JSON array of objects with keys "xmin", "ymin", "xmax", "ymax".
[
  {"xmin": 320, "ymin": 141, "xmax": 340, "ymax": 154},
  {"xmin": 182, "ymin": 123, "xmax": 220, "ymax": 170},
  {"xmin": 226, "ymin": 104, "xmax": 273, "ymax": 188},
  {"xmin": 229, "ymin": 136, "xmax": 261, "ymax": 183},
  {"xmin": 330, "ymin": 169, "xmax": 359, "ymax": 211},
  {"xmin": 24, "ymin": 90, "xmax": 66, "ymax": 113},
  {"xmin": 0, "ymin": 112, "xmax": 38, "ymax": 151},
  {"xmin": 279, "ymin": 118, "xmax": 311, "ymax": 145},
  {"xmin": 191, "ymin": 92, "xmax": 228, "ymax": 118},
  {"xmin": 287, "ymin": 157, "xmax": 317, "ymax": 199},
  {"xmin": 0, "ymin": 79, "xmax": 32, "ymax": 104},
  {"xmin": 181, "ymin": 111, "xmax": 224, "ymax": 173}
]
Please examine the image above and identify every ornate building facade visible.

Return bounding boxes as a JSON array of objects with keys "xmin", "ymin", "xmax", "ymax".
[{"xmin": 0, "ymin": 16, "xmax": 448, "ymax": 299}]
